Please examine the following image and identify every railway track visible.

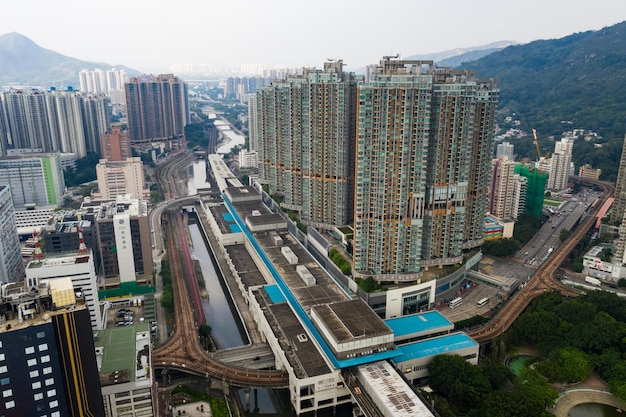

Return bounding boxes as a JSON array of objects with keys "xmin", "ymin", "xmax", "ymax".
[
  {"xmin": 152, "ymin": 210, "xmax": 289, "ymax": 387},
  {"xmin": 468, "ymin": 180, "xmax": 614, "ymax": 343}
]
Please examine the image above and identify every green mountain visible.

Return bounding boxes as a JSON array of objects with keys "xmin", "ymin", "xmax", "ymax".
[
  {"xmin": 0, "ymin": 32, "xmax": 138, "ymax": 88},
  {"xmin": 459, "ymin": 21, "xmax": 626, "ymax": 141}
]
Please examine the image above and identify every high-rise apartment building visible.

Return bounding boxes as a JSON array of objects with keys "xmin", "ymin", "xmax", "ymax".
[
  {"xmin": 81, "ymin": 93, "xmax": 110, "ymax": 155},
  {"xmin": 45, "ymin": 90, "xmax": 87, "ymax": 157},
  {"xmin": 124, "ymin": 74, "xmax": 190, "ymax": 149},
  {"xmin": 0, "ymin": 150, "xmax": 65, "ymax": 208},
  {"xmin": 611, "ymin": 134, "xmax": 626, "ymax": 224},
  {"xmin": 353, "ymin": 59, "xmax": 498, "ymax": 281},
  {"xmin": 248, "ymin": 95, "xmax": 259, "ymax": 152},
  {"xmin": 496, "ymin": 141, "xmax": 514, "ymax": 159},
  {"xmin": 512, "ymin": 174, "xmax": 528, "ymax": 221},
  {"xmin": 79, "ymin": 68, "xmax": 127, "ymax": 94},
  {"xmin": 0, "ymin": 185, "xmax": 23, "ymax": 283},
  {"xmin": 256, "ymin": 60, "xmax": 359, "ymax": 229},
  {"xmin": 488, "ymin": 157, "xmax": 516, "ymax": 219},
  {"xmin": 101, "ymin": 124, "xmax": 131, "ymax": 161},
  {"xmin": 547, "ymin": 137, "xmax": 573, "ymax": 191},
  {"xmin": 0, "ymin": 90, "xmax": 52, "ymax": 150},
  {"xmin": 0, "ymin": 89, "xmax": 110, "ymax": 158},
  {"xmin": 92, "ymin": 158, "xmax": 150, "ymax": 201}
]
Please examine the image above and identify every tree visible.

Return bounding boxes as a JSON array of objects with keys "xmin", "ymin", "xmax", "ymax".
[
  {"xmin": 355, "ymin": 277, "xmax": 378, "ymax": 292},
  {"xmin": 161, "ymin": 288, "xmax": 173, "ymax": 310},
  {"xmin": 64, "ymin": 152, "xmax": 100, "ymax": 187},
  {"xmin": 559, "ymin": 228, "xmax": 570, "ymax": 242},
  {"xmin": 536, "ymin": 347, "xmax": 591, "ymax": 383},
  {"xmin": 618, "ymin": 278, "xmax": 626, "ymax": 288},
  {"xmin": 428, "ymin": 355, "xmax": 491, "ymax": 410},
  {"xmin": 481, "ymin": 238, "xmax": 521, "ymax": 257}
]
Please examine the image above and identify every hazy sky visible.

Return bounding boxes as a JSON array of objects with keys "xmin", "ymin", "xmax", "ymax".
[{"xmin": 2, "ymin": 0, "xmax": 625, "ymax": 73}]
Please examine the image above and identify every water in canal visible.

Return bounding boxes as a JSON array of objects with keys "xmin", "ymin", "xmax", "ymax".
[
  {"xmin": 188, "ymin": 223, "xmax": 246, "ymax": 349},
  {"xmin": 187, "ymin": 160, "xmax": 211, "ymax": 195}
]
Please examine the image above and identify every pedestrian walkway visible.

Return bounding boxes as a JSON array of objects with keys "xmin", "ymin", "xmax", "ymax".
[{"xmin": 552, "ymin": 373, "xmax": 625, "ymax": 417}]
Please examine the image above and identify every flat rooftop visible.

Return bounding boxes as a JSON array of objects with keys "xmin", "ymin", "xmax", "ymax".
[
  {"xmin": 385, "ymin": 311, "xmax": 453, "ymax": 339},
  {"xmin": 255, "ymin": 288, "xmax": 331, "ymax": 378},
  {"xmin": 313, "ymin": 299, "xmax": 391, "ymax": 344},
  {"xmin": 254, "ymin": 229, "xmax": 350, "ymax": 312},
  {"xmin": 392, "ymin": 332, "xmax": 478, "ymax": 364},
  {"xmin": 357, "ymin": 361, "xmax": 434, "ymax": 417},
  {"xmin": 95, "ymin": 323, "xmax": 150, "ymax": 386},
  {"xmin": 209, "ymin": 204, "xmax": 241, "ymax": 235},
  {"xmin": 225, "ymin": 244, "xmax": 267, "ymax": 288}
]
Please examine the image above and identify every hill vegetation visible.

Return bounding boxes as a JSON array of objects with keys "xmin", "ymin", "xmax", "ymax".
[{"xmin": 461, "ymin": 21, "xmax": 626, "ymax": 140}]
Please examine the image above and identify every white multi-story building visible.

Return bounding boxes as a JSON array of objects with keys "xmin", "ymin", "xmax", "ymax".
[
  {"xmin": 496, "ymin": 141, "xmax": 514, "ymax": 160},
  {"xmin": 25, "ymin": 249, "xmax": 103, "ymax": 329},
  {"xmin": 0, "ymin": 185, "xmax": 24, "ymax": 283},
  {"xmin": 92, "ymin": 158, "xmax": 150, "ymax": 201},
  {"xmin": 14, "ymin": 207, "xmax": 56, "ymax": 236},
  {"xmin": 547, "ymin": 137, "xmax": 573, "ymax": 191},
  {"xmin": 80, "ymin": 68, "xmax": 128, "ymax": 95},
  {"xmin": 238, "ymin": 149, "xmax": 258, "ymax": 169}
]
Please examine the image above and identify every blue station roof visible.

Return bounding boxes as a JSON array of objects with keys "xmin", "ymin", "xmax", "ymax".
[
  {"xmin": 385, "ymin": 311, "xmax": 453, "ymax": 339},
  {"xmin": 393, "ymin": 332, "xmax": 478, "ymax": 364}
]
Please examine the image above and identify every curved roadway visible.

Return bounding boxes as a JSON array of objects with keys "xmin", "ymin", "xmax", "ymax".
[{"xmin": 468, "ymin": 179, "xmax": 614, "ymax": 343}]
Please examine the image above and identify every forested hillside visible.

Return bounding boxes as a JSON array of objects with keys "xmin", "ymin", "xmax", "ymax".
[{"xmin": 462, "ymin": 21, "xmax": 626, "ymax": 140}]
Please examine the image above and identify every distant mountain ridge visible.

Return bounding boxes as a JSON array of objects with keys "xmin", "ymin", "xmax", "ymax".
[
  {"xmin": 457, "ymin": 21, "xmax": 626, "ymax": 139},
  {"xmin": 350, "ymin": 41, "xmax": 515, "ymax": 75},
  {"xmin": 0, "ymin": 32, "xmax": 139, "ymax": 88},
  {"xmin": 404, "ymin": 41, "xmax": 516, "ymax": 67}
]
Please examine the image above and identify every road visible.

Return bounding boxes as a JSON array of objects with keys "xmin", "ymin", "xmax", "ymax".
[{"xmin": 468, "ymin": 179, "xmax": 614, "ymax": 343}]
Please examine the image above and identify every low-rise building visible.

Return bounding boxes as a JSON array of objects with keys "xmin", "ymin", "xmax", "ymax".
[
  {"xmin": 96, "ymin": 323, "xmax": 154, "ymax": 417},
  {"xmin": 25, "ymin": 249, "xmax": 103, "ymax": 329}
]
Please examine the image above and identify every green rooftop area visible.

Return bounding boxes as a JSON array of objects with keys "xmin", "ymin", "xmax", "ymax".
[
  {"xmin": 95, "ymin": 323, "xmax": 150, "ymax": 385},
  {"xmin": 543, "ymin": 198, "xmax": 564, "ymax": 207},
  {"xmin": 98, "ymin": 281, "xmax": 155, "ymax": 300}
]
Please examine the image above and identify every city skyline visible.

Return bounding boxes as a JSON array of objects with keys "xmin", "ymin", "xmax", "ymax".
[{"xmin": 1, "ymin": 0, "xmax": 624, "ymax": 73}]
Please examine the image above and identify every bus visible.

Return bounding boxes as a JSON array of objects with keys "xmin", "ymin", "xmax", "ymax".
[
  {"xmin": 477, "ymin": 297, "xmax": 489, "ymax": 308},
  {"xmin": 449, "ymin": 297, "xmax": 463, "ymax": 308}
]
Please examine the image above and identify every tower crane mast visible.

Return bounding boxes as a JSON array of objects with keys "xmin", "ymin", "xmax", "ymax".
[{"xmin": 532, "ymin": 128, "xmax": 550, "ymax": 164}]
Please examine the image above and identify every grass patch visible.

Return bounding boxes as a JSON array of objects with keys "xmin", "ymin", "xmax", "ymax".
[{"xmin": 171, "ymin": 385, "xmax": 229, "ymax": 417}]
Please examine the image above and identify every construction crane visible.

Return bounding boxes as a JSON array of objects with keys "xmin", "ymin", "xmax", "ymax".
[{"xmin": 532, "ymin": 128, "xmax": 550, "ymax": 164}]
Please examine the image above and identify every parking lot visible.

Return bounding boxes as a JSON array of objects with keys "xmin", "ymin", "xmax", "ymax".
[{"xmin": 104, "ymin": 300, "xmax": 158, "ymax": 338}]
